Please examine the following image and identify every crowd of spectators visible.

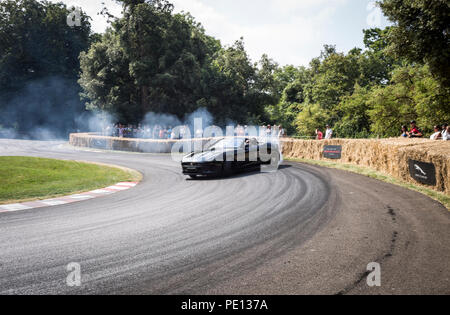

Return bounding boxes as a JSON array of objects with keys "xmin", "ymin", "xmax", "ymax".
[
  {"xmin": 103, "ymin": 124, "xmax": 177, "ymax": 139},
  {"xmin": 401, "ymin": 121, "xmax": 449, "ymax": 141},
  {"xmin": 102, "ymin": 124, "xmax": 286, "ymax": 140},
  {"xmin": 102, "ymin": 121, "xmax": 450, "ymax": 141}
]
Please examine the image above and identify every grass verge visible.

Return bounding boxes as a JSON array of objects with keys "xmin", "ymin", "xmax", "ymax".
[
  {"xmin": 287, "ymin": 158, "xmax": 450, "ymax": 211},
  {"xmin": 0, "ymin": 156, "xmax": 141, "ymax": 204}
]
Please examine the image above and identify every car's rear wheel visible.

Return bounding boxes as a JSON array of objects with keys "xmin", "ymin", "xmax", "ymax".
[{"xmin": 222, "ymin": 162, "xmax": 233, "ymax": 177}]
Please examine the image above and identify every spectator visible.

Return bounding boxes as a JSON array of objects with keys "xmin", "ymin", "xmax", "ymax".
[
  {"xmin": 278, "ymin": 125, "xmax": 285, "ymax": 138},
  {"xmin": 118, "ymin": 124, "xmax": 125, "ymax": 138},
  {"xmin": 236, "ymin": 125, "xmax": 245, "ymax": 137},
  {"xmin": 160, "ymin": 127, "xmax": 167, "ymax": 139},
  {"xmin": 180, "ymin": 125, "xmax": 188, "ymax": 139},
  {"xmin": 260, "ymin": 125, "xmax": 267, "ymax": 138},
  {"xmin": 401, "ymin": 125, "xmax": 409, "ymax": 138},
  {"xmin": 316, "ymin": 129, "xmax": 323, "ymax": 140},
  {"xmin": 443, "ymin": 125, "xmax": 450, "ymax": 141},
  {"xmin": 409, "ymin": 121, "xmax": 423, "ymax": 138},
  {"xmin": 325, "ymin": 125, "xmax": 333, "ymax": 139},
  {"xmin": 430, "ymin": 126, "xmax": 442, "ymax": 140},
  {"xmin": 170, "ymin": 128, "xmax": 177, "ymax": 140},
  {"xmin": 144, "ymin": 125, "xmax": 151, "ymax": 138},
  {"xmin": 442, "ymin": 123, "xmax": 448, "ymax": 138}
]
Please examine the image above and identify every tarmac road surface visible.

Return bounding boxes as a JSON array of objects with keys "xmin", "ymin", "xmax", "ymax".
[{"xmin": 0, "ymin": 139, "xmax": 449, "ymax": 295}]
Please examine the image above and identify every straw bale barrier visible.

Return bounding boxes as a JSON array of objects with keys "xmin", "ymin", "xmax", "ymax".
[
  {"xmin": 282, "ymin": 138, "xmax": 450, "ymax": 194},
  {"xmin": 69, "ymin": 133, "xmax": 212, "ymax": 153}
]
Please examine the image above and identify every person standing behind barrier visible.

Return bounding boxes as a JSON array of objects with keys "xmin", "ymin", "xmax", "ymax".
[
  {"xmin": 443, "ymin": 125, "xmax": 450, "ymax": 141},
  {"xmin": 278, "ymin": 125, "xmax": 285, "ymax": 138},
  {"xmin": 409, "ymin": 121, "xmax": 423, "ymax": 138},
  {"xmin": 401, "ymin": 125, "xmax": 409, "ymax": 138},
  {"xmin": 430, "ymin": 126, "xmax": 442, "ymax": 140},
  {"xmin": 118, "ymin": 124, "xmax": 124, "ymax": 138},
  {"xmin": 325, "ymin": 125, "xmax": 333, "ymax": 139},
  {"xmin": 316, "ymin": 129, "xmax": 323, "ymax": 140},
  {"xmin": 260, "ymin": 126, "xmax": 267, "ymax": 138},
  {"xmin": 442, "ymin": 123, "xmax": 448, "ymax": 139}
]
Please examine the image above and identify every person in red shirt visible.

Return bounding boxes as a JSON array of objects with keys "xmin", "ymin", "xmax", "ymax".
[
  {"xmin": 409, "ymin": 121, "xmax": 423, "ymax": 138},
  {"xmin": 316, "ymin": 128, "xmax": 324, "ymax": 140}
]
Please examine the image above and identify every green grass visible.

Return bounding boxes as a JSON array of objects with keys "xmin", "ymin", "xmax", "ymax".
[
  {"xmin": 0, "ymin": 157, "xmax": 141, "ymax": 204},
  {"xmin": 287, "ymin": 158, "xmax": 450, "ymax": 211}
]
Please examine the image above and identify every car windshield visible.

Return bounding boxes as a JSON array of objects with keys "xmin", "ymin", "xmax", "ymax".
[{"xmin": 210, "ymin": 138, "xmax": 246, "ymax": 150}]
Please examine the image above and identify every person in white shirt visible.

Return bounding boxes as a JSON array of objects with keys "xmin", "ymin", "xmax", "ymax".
[
  {"xmin": 443, "ymin": 125, "xmax": 450, "ymax": 141},
  {"xmin": 430, "ymin": 126, "xmax": 442, "ymax": 140},
  {"xmin": 278, "ymin": 125, "xmax": 285, "ymax": 138},
  {"xmin": 325, "ymin": 125, "xmax": 333, "ymax": 139},
  {"xmin": 442, "ymin": 123, "xmax": 449, "ymax": 140}
]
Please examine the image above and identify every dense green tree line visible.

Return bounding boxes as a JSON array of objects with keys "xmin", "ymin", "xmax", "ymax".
[
  {"xmin": 79, "ymin": 0, "xmax": 269, "ymax": 125},
  {"xmin": 1, "ymin": 0, "xmax": 449, "ymax": 138},
  {"xmin": 0, "ymin": 0, "xmax": 94, "ymax": 136}
]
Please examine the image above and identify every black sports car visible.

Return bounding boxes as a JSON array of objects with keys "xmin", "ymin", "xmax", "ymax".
[{"xmin": 181, "ymin": 137, "xmax": 283, "ymax": 178}]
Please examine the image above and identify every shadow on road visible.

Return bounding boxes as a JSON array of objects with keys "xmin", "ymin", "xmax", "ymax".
[{"xmin": 186, "ymin": 164, "xmax": 292, "ymax": 181}]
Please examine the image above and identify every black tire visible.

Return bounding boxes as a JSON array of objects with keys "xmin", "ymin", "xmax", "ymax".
[{"xmin": 222, "ymin": 162, "xmax": 233, "ymax": 177}]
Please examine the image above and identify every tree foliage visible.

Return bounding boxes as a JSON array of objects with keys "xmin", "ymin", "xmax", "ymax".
[
  {"xmin": 369, "ymin": 65, "xmax": 450, "ymax": 137},
  {"xmin": 269, "ymin": 24, "xmax": 448, "ymax": 138},
  {"xmin": 379, "ymin": 0, "xmax": 450, "ymax": 87},
  {"xmin": 79, "ymin": 1, "xmax": 265, "ymax": 124},
  {"xmin": 0, "ymin": 0, "xmax": 94, "ymax": 136}
]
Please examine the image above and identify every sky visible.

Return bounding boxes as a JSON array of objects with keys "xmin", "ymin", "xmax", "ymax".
[{"xmin": 56, "ymin": 0, "xmax": 391, "ymax": 66}]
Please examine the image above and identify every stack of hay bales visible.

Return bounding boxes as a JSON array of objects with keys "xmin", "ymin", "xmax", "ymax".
[
  {"xmin": 69, "ymin": 133, "xmax": 215, "ymax": 154},
  {"xmin": 281, "ymin": 138, "xmax": 450, "ymax": 194}
]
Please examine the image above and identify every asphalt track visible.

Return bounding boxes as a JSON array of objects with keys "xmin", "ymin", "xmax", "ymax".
[{"xmin": 0, "ymin": 139, "xmax": 449, "ymax": 295}]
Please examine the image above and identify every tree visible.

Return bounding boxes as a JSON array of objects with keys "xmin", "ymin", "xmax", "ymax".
[
  {"xmin": 334, "ymin": 85, "xmax": 372, "ymax": 138},
  {"xmin": 265, "ymin": 66, "xmax": 309, "ymax": 134},
  {"xmin": 79, "ymin": 31, "xmax": 140, "ymax": 123},
  {"xmin": 359, "ymin": 28, "xmax": 397, "ymax": 86},
  {"xmin": 0, "ymin": 0, "xmax": 93, "ymax": 136},
  {"xmin": 80, "ymin": 2, "xmax": 264, "ymax": 125},
  {"xmin": 295, "ymin": 104, "xmax": 331, "ymax": 137},
  {"xmin": 369, "ymin": 64, "xmax": 450, "ymax": 137},
  {"xmin": 80, "ymin": 2, "xmax": 218, "ymax": 121},
  {"xmin": 379, "ymin": 0, "xmax": 450, "ymax": 87},
  {"xmin": 310, "ymin": 48, "xmax": 362, "ymax": 110},
  {"xmin": 208, "ymin": 39, "xmax": 259, "ymax": 124}
]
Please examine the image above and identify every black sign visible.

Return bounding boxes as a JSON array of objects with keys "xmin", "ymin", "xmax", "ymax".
[
  {"xmin": 408, "ymin": 160, "xmax": 436, "ymax": 186},
  {"xmin": 323, "ymin": 145, "xmax": 342, "ymax": 159}
]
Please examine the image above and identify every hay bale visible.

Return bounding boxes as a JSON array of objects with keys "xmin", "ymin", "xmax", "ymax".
[{"xmin": 282, "ymin": 138, "xmax": 450, "ymax": 194}]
